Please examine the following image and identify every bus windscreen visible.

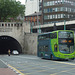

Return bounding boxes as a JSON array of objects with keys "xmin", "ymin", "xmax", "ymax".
[
  {"xmin": 58, "ymin": 31, "xmax": 74, "ymax": 54},
  {"xmin": 58, "ymin": 31, "xmax": 73, "ymax": 39}
]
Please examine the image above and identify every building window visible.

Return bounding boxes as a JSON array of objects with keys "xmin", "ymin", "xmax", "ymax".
[
  {"xmin": 47, "ymin": 2, "xmax": 50, "ymax": 6},
  {"xmin": 47, "ymin": 8, "xmax": 50, "ymax": 12},
  {"xmin": 50, "ymin": 1, "xmax": 52, "ymax": 6},
  {"xmin": 61, "ymin": 14, "xmax": 63, "ymax": 18},
  {"xmin": 63, "ymin": 14, "xmax": 66, "ymax": 18},
  {"xmin": 68, "ymin": 14, "xmax": 69, "ymax": 18},
  {"xmin": 62, "ymin": 0, "xmax": 65, "ymax": 3},
  {"xmin": 66, "ymin": 7, "xmax": 67, "ymax": 11},
  {"xmin": 57, "ymin": 7, "xmax": 61, "ymax": 11},
  {"xmin": 53, "ymin": 8, "xmax": 55, "ymax": 11},
  {"xmin": 8, "ymin": 24, "xmax": 10, "ymax": 27},
  {"xmin": 55, "ymin": 1, "xmax": 58, "ymax": 5},
  {"xmin": 2, "ymin": 24, "xmax": 4, "ymax": 26},
  {"xmin": 53, "ymin": 15, "xmax": 55, "ymax": 19},
  {"xmin": 61, "ymin": 7, "xmax": 63, "ymax": 11},
  {"xmin": 53, "ymin": 1, "xmax": 55, "ymax": 5},
  {"xmin": 48, "ymin": 15, "xmax": 50, "ymax": 19},
  {"xmin": 11, "ymin": 24, "xmax": 13, "ymax": 27},
  {"xmin": 5, "ymin": 24, "xmax": 7, "ymax": 26},
  {"xmin": 44, "ymin": 15, "xmax": 47, "ymax": 20},
  {"xmin": 44, "ymin": 9, "xmax": 47, "ymax": 13},
  {"xmin": 14, "ymin": 24, "xmax": 16, "ymax": 26},
  {"xmin": 55, "ymin": 8, "xmax": 57, "ymax": 12},
  {"xmin": 50, "ymin": 15, "xmax": 52, "ymax": 19},
  {"xmin": 44, "ymin": 2, "xmax": 47, "ymax": 6},
  {"xmin": 56, "ymin": 15, "xmax": 58, "ymax": 19},
  {"xmin": 58, "ymin": 14, "xmax": 61, "ymax": 18},
  {"xmin": 50, "ymin": 8, "xmax": 52, "ymax": 12}
]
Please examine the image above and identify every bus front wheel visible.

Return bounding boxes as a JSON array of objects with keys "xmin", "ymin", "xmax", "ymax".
[
  {"xmin": 41, "ymin": 53, "xmax": 44, "ymax": 58},
  {"xmin": 51, "ymin": 54, "xmax": 53, "ymax": 60}
]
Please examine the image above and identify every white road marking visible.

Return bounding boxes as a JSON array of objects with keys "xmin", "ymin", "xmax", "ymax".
[
  {"xmin": 13, "ymin": 56, "xmax": 39, "ymax": 60},
  {"xmin": 1, "ymin": 55, "xmax": 75, "ymax": 66},
  {"xmin": 0, "ymin": 59, "xmax": 24, "ymax": 75},
  {"xmin": 0, "ymin": 59, "xmax": 8, "ymax": 66},
  {"xmin": 53, "ymin": 61, "xmax": 75, "ymax": 65},
  {"xmin": 13, "ymin": 56, "xmax": 75, "ymax": 65}
]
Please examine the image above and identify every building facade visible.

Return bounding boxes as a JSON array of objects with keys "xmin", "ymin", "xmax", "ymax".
[
  {"xmin": 25, "ymin": 0, "xmax": 43, "ymax": 33},
  {"xmin": 25, "ymin": 0, "xmax": 39, "ymax": 16},
  {"xmin": 25, "ymin": 0, "xmax": 75, "ymax": 33},
  {"xmin": 25, "ymin": 12, "xmax": 42, "ymax": 33},
  {"xmin": 42, "ymin": 0, "xmax": 75, "ymax": 24}
]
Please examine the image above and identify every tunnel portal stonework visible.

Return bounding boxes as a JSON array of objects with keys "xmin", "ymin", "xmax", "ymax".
[{"xmin": 0, "ymin": 22, "xmax": 30, "ymax": 54}]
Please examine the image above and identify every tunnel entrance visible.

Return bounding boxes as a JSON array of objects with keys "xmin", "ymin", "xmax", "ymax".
[{"xmin": 0, "ymin": 36, "xmax": 22, "ymax": 54}]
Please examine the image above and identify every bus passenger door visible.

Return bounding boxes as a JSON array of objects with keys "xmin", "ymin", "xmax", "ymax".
[{"xmin": 54, "ymin": 44, "xmax": 58, "ymax": 52}]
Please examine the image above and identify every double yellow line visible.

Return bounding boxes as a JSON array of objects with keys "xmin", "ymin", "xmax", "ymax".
[{"xmin": 8, "ymin": 64, "xmax": 25, "ymax": 75}]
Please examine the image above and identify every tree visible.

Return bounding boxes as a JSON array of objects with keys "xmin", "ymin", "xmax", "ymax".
[{"xmin": 0, "ymin": 0, "xmax": 25, "ymax": 22}]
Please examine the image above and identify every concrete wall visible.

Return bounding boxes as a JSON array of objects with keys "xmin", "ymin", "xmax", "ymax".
[
  {"xmin": 0, "ymin": 22, "xmax": 75, "ymax": 55},
  {"xmin": 23, "ymin": 22, "xmax": 30, "ymax": 33},
  {"xmin": 0, "ymin": 22, "xmax": 31, "ymax": 54},
  {"xmin": 23, "ymin": 30, "xmax": 75, "ymax": 55},
  {"xmin": 0, "ymin": 22, "xmax": 24, "ymax": 51},
  {"xmin": 24, "ymin": 33, "xmax": 38, "ymax": 55}
]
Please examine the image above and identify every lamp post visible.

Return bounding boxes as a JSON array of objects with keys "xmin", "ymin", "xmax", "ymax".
[
  {"xmin": 53, "ymin": 22, "xmax": 57, "ymax": 31},
  {"xmin": 30, "ymin": 0, "xmax": 34, "ymax": 33},
  {"xmin": 64, "ymin": 20, "xmax": 66, "ymax": 30},
  {"xmin": 37, "ymin": 0, "xmax": 41, "ymax": 33},
  {"xmin": 31, "ymin": 23, "xmax": 33, "ymax": 33}
]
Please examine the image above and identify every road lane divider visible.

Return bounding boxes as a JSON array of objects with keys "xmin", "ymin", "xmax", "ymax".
[
  {"xmin": 8, "ymin": 64, "xmax": 25, "ymax": 75},
  {"xmin": 0, "ymin": 59, "xmax": 25, "ymax": 75}
]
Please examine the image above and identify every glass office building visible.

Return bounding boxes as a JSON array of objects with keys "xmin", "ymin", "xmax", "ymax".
[{"xmin": 42, "ymin": 0, "xmax": 75, "ymax": 24}]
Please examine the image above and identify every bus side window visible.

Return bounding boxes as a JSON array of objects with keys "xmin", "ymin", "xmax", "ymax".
[
  {"xmin": 38, "ymin": 34, "xmax": 50, "ymax": 40},
  {"xmin": 38, "ymin": 36, "xmax": 41, "ymax": 40},
  {"xmin": 38, "ymin": 45, "xmax": 48, "ymax": 52},
  {"xmin": 45, "ymin": 45, "xmax": 48, "ymax": 52},
  {"xmin": 38, "ymin": 46, "xmax": 44, "ymax": 51},
  {"xmin": 54, "ymin": 32, "xmax": 57, "ymax": 38},
  {"xmin": 46, "ymin": 34, "xmax": 50, "ymax": 40},
  {"xmin": 38, "ymin": 46, "xmax": 41, "ymax": 51},
  {"xmin": 50, "ymin": 33, "xmax": 53, "ymax": 39},
  {"xmin": 50, "ymin": 32, "xmax": 57, "ymax": 39}
]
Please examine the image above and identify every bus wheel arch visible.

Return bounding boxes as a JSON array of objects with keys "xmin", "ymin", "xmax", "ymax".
[
  {"xmin": 41, "ymin": 53, "xmax": 44, "ymax": 58},
  {"xmin": 51, "ymin": 54, "xmax": 53, "ymax": 60}
]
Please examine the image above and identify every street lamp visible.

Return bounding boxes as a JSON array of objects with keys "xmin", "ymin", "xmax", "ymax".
[
  {"xmin": 37, "ymin": 0, "xmax": 41, "ymax": 33},
  {"xmin": 53, "ymin": 22, "xmax": 57, "ymax": 31},
  {"xmin": 64, "ymin": 20, "xmax": 66, "ymax": 30}
]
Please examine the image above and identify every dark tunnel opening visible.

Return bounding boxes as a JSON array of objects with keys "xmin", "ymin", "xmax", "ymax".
[{"xmin": 0, "ymin": 36, "xmax": 22, "ymax": 54}]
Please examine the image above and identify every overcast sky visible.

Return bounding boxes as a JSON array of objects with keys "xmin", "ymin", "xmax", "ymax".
[{"xmin": 16, "ymin": 0, "xmax": 25, "ymax": 4}]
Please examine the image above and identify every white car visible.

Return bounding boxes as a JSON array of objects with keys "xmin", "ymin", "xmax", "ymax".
[{"xmin": 12, "ymin": 50, "xmax": 19, "ymax": 55}]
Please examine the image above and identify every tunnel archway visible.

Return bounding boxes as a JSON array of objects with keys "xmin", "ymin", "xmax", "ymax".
[{"xmin": 0, "ymin": 35, "xmax": 22, "ymax": 54}]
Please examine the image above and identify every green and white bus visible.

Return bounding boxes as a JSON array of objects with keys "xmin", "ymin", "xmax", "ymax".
[{"xmin": 37, "ymin": 30, "xmax": 75, "ymax": 60}]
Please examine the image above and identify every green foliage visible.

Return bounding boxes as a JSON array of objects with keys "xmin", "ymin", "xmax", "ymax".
[{"xmin": 0, "ymin": 0, "xmax": 25, "ymax": 22}]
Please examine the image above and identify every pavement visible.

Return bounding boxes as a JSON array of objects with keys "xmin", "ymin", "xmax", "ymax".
[{"xmin": 0, "ymin": 59, "xmax": 18, "ymax": 75}]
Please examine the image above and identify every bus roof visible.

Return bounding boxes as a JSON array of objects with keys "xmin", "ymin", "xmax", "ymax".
[{"xmin": 38, "ymin": 30, "xmax": 74, "ymax": 36}]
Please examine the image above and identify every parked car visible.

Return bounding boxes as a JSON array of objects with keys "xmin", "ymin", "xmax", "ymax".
[{"xmin": 12, "ymin": 50, "xmax": 19, "ymax": 55}]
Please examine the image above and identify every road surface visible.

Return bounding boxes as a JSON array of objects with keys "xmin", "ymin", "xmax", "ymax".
[{"xmin": 0, "ymin": 55, "xmax": 75, "ymax": 75}]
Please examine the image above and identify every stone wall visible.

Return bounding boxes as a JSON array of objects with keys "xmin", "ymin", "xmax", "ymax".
[
  {"xmin": 0, "ymin": 22, "xmax": 25, "ymax": 53},
  {"xmin": 24, "ymin": 33, "xmax": 38, "ymax": 55}
]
